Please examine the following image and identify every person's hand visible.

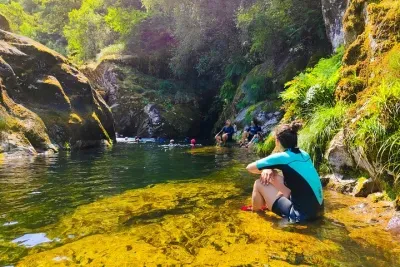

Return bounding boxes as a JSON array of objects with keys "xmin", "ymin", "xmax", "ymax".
[{"xmin": 260, "ymin": 169, "xmax": 276, "ymax": 185}]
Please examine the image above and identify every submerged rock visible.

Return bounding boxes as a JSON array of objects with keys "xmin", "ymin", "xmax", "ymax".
[{"xmin": 0, "ymin": 30, "xmax": 115, "ymax": 155}]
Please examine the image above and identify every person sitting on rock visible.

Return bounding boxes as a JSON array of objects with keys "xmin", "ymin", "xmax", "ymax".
[
  {"xmin": 215, "ymin": 120, "xmax": 235, "ymax": 146},
  {"xmin": 240, "ymin": 119, "xmax": 262, "ymax": 147},
  {"xmin": 244, "ymin": 121, "xmax": 324, "ymax": 223}
]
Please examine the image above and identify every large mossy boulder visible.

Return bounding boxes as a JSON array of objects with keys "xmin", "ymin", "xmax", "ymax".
[
  {"xmin": 83, "ymin": 58, "xmax": 201, "ymax": 138},
  {"xmin": 0, "ymin": 30, "xmax": 115, "ymax": 155}
]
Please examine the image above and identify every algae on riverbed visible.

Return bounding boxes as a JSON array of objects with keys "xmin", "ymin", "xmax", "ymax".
[{"xmin": 12, "ymin": 167, "xmax": 400, "ymax": 267}]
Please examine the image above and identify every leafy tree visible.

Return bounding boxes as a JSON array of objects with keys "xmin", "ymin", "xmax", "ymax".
[
  {"xmin": 105, "ymin": 7, "xmax": 147, "ymax": 38},
  {"xmin": 63, "ymin": 0, "xmax": 112, "ymax": 62},
  {"xmin": 0, "ymin": 1, "xmax": 38, "ymax": 37}
]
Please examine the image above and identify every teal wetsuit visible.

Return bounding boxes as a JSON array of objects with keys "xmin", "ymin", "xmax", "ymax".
[{"xmin": 256, "ymin": 148, "xmax": 324, "ymax": 222}]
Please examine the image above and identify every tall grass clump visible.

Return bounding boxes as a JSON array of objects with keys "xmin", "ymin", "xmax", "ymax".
[
  {"xmin": 299, "ymin": 103, "xmax": 348, "ymax": 166},
  {"xmin": 353, "ymin": 80, "xmax": 400, "ymax": 185}
]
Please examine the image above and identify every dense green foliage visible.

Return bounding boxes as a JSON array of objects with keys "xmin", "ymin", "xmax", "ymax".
[
  {"xmin": 281, "ymin": 47, "xmax": 344, "ymax": 119},
  {"xmin": 255, "ymin": 48, "xmax": 346, "ymax": 163},
  {"xmin": 299, "ymin": 104, "xmax": 348, "ymax": 166}
]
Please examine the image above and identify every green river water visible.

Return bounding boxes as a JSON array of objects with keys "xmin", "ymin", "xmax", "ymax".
[{"xmin": 0, "ymin": 144, "xmax": 399, "ymax": 266}]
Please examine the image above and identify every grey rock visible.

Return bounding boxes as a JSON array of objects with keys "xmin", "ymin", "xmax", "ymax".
[
  {"xmin": 386, "ymin": 212, "xmax": 400, "ymax": 235},
  {"xmin": 321, "ymin": 0, "xmax": 348, "ymax": 50},
  {"xmin": 325, "ymin": 129, "xmax": 354, "ymax": 177}
]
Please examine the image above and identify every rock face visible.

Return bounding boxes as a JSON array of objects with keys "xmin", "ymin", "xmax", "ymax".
[
  {"xmin": 321, "ymin": 0, "xmax": 348, "ymax": 50},
  {"xmin": 83, "ymin": 59, "xmax": 201, "ymax": 138},
  {"xmin": 0, "ymin": 30, "xmax": 115, "ymax": 155},
  {"xmin": 0, "ymin": 14, "xmax": 10, "ymax": 32},
  {"xmin": 234, "ymin": 102, "xmax": 282, "ymax": 137},
  {"xmin": 325, "ymin": 129, "xmax": 354, "ymax": 178}
]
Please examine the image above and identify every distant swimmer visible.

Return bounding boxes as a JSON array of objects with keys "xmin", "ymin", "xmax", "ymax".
[{"xmin": 190, "ymin": 139, "xmax": 196, "ymax": 148}]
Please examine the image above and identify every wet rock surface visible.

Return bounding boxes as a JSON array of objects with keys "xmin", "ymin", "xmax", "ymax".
[{"xmin": 0, "ymin": 30, "xmax": 115, "ymax": 155}]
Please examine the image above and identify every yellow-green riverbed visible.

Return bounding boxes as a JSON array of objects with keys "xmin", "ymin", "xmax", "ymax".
[{"xmin": 0, "ymin": 145, "xmax": 399, "ymax": 266}]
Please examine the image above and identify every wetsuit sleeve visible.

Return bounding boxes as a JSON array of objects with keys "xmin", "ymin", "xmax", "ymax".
[{"xmin": 255, "ymin": 153, "xmax": 286, "ymax": 170}]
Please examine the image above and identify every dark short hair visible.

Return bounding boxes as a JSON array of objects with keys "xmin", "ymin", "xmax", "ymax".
[{"xmin": 275, "ymin": 121, "xmax": 302, "ymax": 149}]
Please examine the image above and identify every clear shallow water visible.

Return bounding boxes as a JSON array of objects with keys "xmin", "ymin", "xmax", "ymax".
[
  {"xmin": 0, "ymin": 144, "xmax": 399, "ymax": 266},
  {"xmin": 0, "ymin": 144, "xmax": 244, "ymax": 239}
]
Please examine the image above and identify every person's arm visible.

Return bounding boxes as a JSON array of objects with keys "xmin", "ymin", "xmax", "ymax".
[{"xmin": 246, "ymin": 153, "xmax": 283, "ymax": 174}]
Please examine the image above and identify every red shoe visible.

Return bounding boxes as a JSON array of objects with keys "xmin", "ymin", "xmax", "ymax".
[{"xmin": 241, "ymin": 205, "xmax": 268, "ymax": 211}]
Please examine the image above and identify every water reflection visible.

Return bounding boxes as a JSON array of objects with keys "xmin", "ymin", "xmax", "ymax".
[{"xmin": 12, "ymin": 233, "xmax": 51, "ymax": 248}]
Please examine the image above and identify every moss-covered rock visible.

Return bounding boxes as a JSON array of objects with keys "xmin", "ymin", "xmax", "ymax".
[
  {"xmin": 83, "ymin": 58, "xmax": 201, "ymax": 138},
  {"xmin": 0, "ymin": 30, "xmax": 115, "ymax": 155},
  {"xmin": 331, "ymin": 0, "xmax": 400, "ymax": 198}
]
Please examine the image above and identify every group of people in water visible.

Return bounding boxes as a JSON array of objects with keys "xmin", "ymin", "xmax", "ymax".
[{"xmin": 214, "ymin": 119, "xmax": 263, "ymax": 148}]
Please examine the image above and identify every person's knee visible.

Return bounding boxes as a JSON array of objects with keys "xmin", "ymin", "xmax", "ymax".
[{"xmin": 254, "ymin": 179, "xmax": 265, "ymax": 190}]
